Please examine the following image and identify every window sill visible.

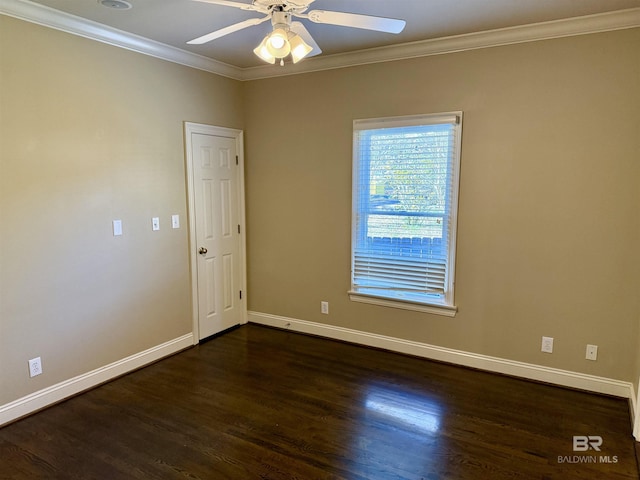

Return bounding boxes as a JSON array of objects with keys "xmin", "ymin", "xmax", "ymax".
[{"xmin": 348, "ymin": 291, "xmax": 457, "ymax": 317}]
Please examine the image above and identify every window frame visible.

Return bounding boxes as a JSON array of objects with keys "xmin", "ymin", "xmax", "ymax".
[{"xmin": 348, "ymin": 112, "xmax": 463, "ymax": 317}]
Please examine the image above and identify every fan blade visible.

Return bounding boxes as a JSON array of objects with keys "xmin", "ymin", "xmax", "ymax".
[
  {"xmin": 187, "ymin": 16, "xmax": 270, "ymax": 44},
  {"xmin": 307, "ymin": 10, "xmax": 405, "ymax": 34},
  {"xmin": 191, "ymin": 0, "xmax": 261, "ymax": 11},
  {"xmin": 290, "ymin": 21, "xmax": 322, "ymax": 57}
]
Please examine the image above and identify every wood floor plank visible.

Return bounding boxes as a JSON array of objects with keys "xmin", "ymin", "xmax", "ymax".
[{"xmin": 0, "ymin": 324, "xmax": 637, "ymax": 479}]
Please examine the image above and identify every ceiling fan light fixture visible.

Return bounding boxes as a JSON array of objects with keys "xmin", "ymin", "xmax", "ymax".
[
  {"xmin": 265, "ymin": 28, "xmax": 291, "ymax": 58},
  {"xmin": 187, "ymin": 1, "xmax": 407, "ymax": 67},
  {"xmin": 288, "ymin": 33, "xmax": 313, "ymax": 64}
]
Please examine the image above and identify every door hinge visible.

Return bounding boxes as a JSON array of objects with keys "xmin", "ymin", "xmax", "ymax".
[
  {"xmin": 239, "ymin": 290, "xmax": 242, "ymax": 300},
  {"xmin": 235, "ymin": 155, "xmax": 238, "ymax": 165}
]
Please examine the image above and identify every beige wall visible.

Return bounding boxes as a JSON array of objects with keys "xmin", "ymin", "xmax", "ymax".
[
  {"xmin": 244, "ymin": 29, "xmax": 640, "ymax": 382},
  {"xmin": 1, "ymin": 13, "xmax": 638, "ymax": 413},
  {"xmin": 0, "ymin": 16, "xmax": 243, "ymax": 405}
]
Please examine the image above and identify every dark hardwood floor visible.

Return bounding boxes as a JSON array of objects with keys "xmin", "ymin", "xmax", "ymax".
[{"xmin": 1, "ymin": 324, "xmax": 638, "ymax": 479}]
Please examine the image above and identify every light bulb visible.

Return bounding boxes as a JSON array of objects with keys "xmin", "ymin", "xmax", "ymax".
[
  {"xmin": 269, "ymin": 35, "xmax": 286, "ymax": 50},
  {"xmin": 265, "ymin": 28, "xmax": 291, "ymax": 58}
]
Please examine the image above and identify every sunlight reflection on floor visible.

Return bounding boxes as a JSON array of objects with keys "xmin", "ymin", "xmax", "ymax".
[
  {"xmin": 365, "ymin": 385, "xmax": 442, "ymax": 435},
  {"xmin": 349, "ymin": 384, "xmax": 446, "ymax": 478}
]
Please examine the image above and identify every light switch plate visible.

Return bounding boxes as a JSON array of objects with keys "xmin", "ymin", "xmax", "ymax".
[
  {"xmin": 113, "ymin": 220, "xmax": 122, "ymax": 236},
  {"xmin": 171, "ymin": 214, "xmax": 180, "ymax": 229},
  {"xmin": 152, "ymin": 217, "xmax": 160, "ymax": 231}
]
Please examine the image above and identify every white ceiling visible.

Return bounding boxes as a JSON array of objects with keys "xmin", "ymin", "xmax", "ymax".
[{"xmin": 6, "ymin": 0, "xmax": 640, "ymax": 72}]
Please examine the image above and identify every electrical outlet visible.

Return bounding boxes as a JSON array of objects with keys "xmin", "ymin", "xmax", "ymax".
[
  {"xmin": 321, "ymin": 301, "xmax": 329, "ymax": 315},
  {"xmin": 541, "ymin": 336, "xmax": 554, "ymax": 354},
  {"xmin": 586, "ymin": 344, "xmax": 598, "ymax": 361},
  {"xmin": 28, "ymin": 357, "xmax": 42, "ymax": 378}
]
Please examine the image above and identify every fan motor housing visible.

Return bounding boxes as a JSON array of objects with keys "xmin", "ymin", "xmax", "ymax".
[{"xmin": 271, "ymin": 10, "xmax": 292, "ymax": 28}]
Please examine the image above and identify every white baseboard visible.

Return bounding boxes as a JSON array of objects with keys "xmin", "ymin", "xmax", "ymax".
[
  {"xmin": 5, "ymin": 318, "xmax": 638, "ymax": 441},
  {"xmin": 249, "ymin": 311, "xmax": 634, "ymax": 402},
  {"xmin": 0, "ymin": 333, "xmax": 194, "ymax": 427},
  {"xmin": 633, "ymin": 380, "xmax": 640, "ymax": 440}
]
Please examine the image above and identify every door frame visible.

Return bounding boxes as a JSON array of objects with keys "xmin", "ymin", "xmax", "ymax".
[{"xmin": 184, "ymin": 122, "xmax": 247, "ymax": 344}]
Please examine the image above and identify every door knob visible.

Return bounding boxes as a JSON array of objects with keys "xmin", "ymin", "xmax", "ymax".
[{"xmin": 199, "ymin": 247, "xmax": 208, "ymax": 255}]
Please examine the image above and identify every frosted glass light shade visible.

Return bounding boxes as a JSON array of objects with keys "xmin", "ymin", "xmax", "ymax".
[
  {"xmin": 265, "ymin": 29, "xmax": 291, "ymax": 57},
  {"xmin": 289, "ymin": 33, "xmax": 312, "ymax": 63},
  {"xmin": 253, "ymin": 37, "xmax": 276, "ymax": 64}
]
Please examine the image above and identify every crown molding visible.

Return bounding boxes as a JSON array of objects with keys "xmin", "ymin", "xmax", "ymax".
[
  {"xmin": 0, "ymin": 0, "xmax": 243, "ymax": 79},
  {"xmin": 241, "ymin": 7, "xmax": 640, "ymax": 80},
  {"xmin": 2, "ymin": 0, "xmax": 639, "ymax": 82}
]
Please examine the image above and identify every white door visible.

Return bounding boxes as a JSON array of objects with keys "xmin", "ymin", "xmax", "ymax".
[{"xmin": 186, "ymin": 124, "xmax": 245, "ymax": 340}]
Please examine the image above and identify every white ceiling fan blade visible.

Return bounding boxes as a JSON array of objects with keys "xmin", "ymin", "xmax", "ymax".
[
  {"xmin": 187, "ymin": 16, "xmax": 270, "ymax": 44},
  {"xmin": 191, "ymin": 0, "xmax": 261, "ymax": 12},
  {"xmin": 290, "ymin": 21, "xmax": 322, "ymax": 57},
  {"xmin": 306, "ymin": 10, "xmax": 406, "ymax": 34}
]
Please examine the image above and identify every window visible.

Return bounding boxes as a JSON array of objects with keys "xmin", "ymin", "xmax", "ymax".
[{"xmin": 350, "ymin": 112, "xmax": 463, "ymax": 316}]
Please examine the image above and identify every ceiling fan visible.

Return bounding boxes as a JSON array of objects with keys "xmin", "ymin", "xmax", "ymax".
[{"xmin": 187, "ymin": 0, "xmax": 406, "ymax": 66}]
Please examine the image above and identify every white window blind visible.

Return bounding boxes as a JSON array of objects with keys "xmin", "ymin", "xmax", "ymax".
[{"xmin": 351, "ymin": 113, "xmax": 462, "ymax": 310}]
